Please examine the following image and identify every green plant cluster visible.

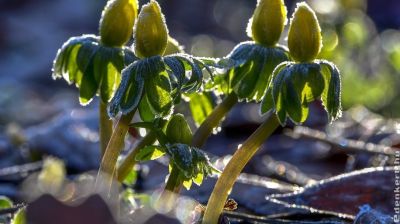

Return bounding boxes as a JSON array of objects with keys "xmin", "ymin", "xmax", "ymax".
[{"xmin": 51, "ymin": 0, "xmax": 342, "ymax": 222}]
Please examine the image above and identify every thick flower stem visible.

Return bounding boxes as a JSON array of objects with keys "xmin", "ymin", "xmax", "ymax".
[
  {"xmin": 202, "ymin": 113, "xmax": 279, "ymax": 224},
  {"xmin": 96, "ymin": 111, "xmax": 135, "ymax": 192},
  {"xmin": 191, "ymin": 92, "xmax": 238, "ymax": 148},
  {"xmin": 117, "ymin": 131, "xmax": 157, "ymax": 182},
  {"xmin": 164, "ymin": 165, "xmax": 182, "ymax": 193},
  {"xmin": 99, "ymin": 101, "xmax": 113, "ymax": 158},
  {"xmin": 160, "ymin": 92, "xmax": 238, "ymax": 197}
]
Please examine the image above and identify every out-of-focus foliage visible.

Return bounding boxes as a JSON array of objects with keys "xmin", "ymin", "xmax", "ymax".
[{"xmin": 309, "ymin": 0, "xmax": 400, "ymax": 116}]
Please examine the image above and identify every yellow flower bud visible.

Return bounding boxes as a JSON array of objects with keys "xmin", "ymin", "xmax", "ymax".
[
  {"xmin": 99, "ymin": 0, "xmax": 138, "ymax": 47},
  {"xmin": 134, "ymin": 0, "xmax": 169, "ymax": 58},
  {"xmin": 288, "ymin": 2, "xmax": 322, "ymax": 62},
  {"xmin": 248, "ymin": 0, "xmax": 287, "ymax": 47}
]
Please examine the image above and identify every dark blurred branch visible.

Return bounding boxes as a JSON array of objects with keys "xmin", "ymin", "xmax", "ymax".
[{"xmin": 287, "ymin": 126, "xmax": 397, "ymax": 157}]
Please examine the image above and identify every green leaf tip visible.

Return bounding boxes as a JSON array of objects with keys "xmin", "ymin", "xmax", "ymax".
[
  {"xmin": 288, "ymin": 2, "xmax": 322, "ymax": 62},
  {"xmin": 247, "ymin": 0, "xmax": 287, "ymax": 47},
  {"xmin": 100, "ymin": 0, "xmax": 138, "ymax": 47},
  {"xmin": 134, "ymin": 0, "xmax": 169, "ymax": 58}
]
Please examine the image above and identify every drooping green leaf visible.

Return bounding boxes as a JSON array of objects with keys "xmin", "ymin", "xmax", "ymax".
[
  {"xmin": 253, "ymin": 47, "xmax": 289, "ymax": 101},
  {"xmin": 135, "ymin": 145, "xmax": 165, "ymax": 161},
  {"xmin": 75, "ymin": 41, "xmax": 98, "ymax": 86},
  {"xmin": 78, "ymin": 52, "xmax": 98, "ymax": 105},
  {"xmin": 138, "ymin": 94, "xmax": 156, "ymax": 122},
  {"xmin": 98, "ymin": 48, "xmax": 124, "ymax": 103},
  {"xmin": 320, "ymin": 60, "xmax": 342, "ymax": 122},
  {"xmin": 228, "ymin": 41, "xmax": 256, "ymax": 67},
  {"xmin": 164, "ymin": 56, "xmax": 186, "ymax": 87},
  {"xmin": 145, "ymin": 72, "xmax": 173, "ymax": 115},
  {"xmin": 260, "ymin": 88, "xmax": 274, "ymax": 114},
  {"xmin": 193, "ymin": 172, "xmax": 204, "ymax": 186},
  {"xmin": 109, "ymin": 62, "xmax": 145, "ymax": 117},
  {"xmin": 174, "ymin": 55, "xmax": 203, "ymax": 92},
  {"xmin": 187, "ymin": 92, "xmax": 215, "ymax": 126},
  {"xmin": 283, "ymin": 79, "xmax": 303, "ymax": 123},
  {"xmin": 230, "ymin": 61, "xmax": 253, "ymax": 89},
  {"xmin": 167, "ymin": 143, "xmax": 193, "ymax": 179}
]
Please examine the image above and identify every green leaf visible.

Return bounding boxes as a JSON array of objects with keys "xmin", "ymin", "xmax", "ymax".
[
  {"xmin": 182, "ymin": 179, "xmax": 193, "ymax": 190},
  {"xmin": 0, "ymin": 196, "xmax": 12, "ymax": 209},
  {"xmin": 166, "ymin": 144, "xmax": 193, "ymax": 178},
  {"xmin": 253, "ymin": 47, "xmax": 289, "ymax": 101},
  {"xmin": 145, "ymin": 72, "xmax": 173, "ymax": 115},
  {"xmin": 122, "ymin": 169, "xmax": 138, "ymax": 186},
  {"xmin": 135, "ymin": 145, "xmax": 166, "ymax": 161},
  {"xmin": 260, "ymin": 88, "xmax": 274, "ymax": 114},
  {"xmin": 320, "ymin": 61, "xmax": 342, "ymax": 122},
  {"xmin": 164, "ymin": 56, "xmax": 185, "ymax": 87},
  {"xmin": 228, "ymin": 41, "xmax": 256, "ymax": 67},
  {"xmin": 108, "ymin": 62, "xmax": 145, "ymax": 117},
  {"xmin": 99, "ymin": 49, "xmax": 124, "ymax": 103},
  {"xmin": 283, "ymin": 79, "xmax": 303, "ymax": 123},
  {"xmin": 174, "ymin": 55, "xmax": 203, "ymax": 92},
  {"xmin": 193, "ymin": 172, "xmax": 204, "ymax": 186},
  {"xmin": 290, "ymin": 63, "xmax": 324, "ymax": 104},
  {"xmin": 138, "ymin": 94, "xmax": 156, "ymax": 122},
  {"xmin": 230, "ymin": 61, "xmax": 252, "ymax": 89},
  {"xmin": 11, "ymin": 208, "xmax": 26, "ymax": 224},
  {"xmin": 187, "ymin": 92, "xmax": 214, "ymax": 126},
  {"xmin": 79, "ymin": 52, "xmax": 98, "ymax": 105}
]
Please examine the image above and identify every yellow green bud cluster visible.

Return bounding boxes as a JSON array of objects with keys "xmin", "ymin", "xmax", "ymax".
[{"xmin": 99, "ymin": 0, "xmax": 138, "ymax": 47}]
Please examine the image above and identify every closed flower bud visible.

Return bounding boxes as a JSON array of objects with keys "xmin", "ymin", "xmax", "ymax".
[
  {"xmin": 288, "ymin": 2, "xmax": 322, "ymax": 62},
  {"xmin": 248, "ymin": 0, "xmax": 287, "ymax": 47},
  {"xmin": 134, "ymin": 0, "xmax": 168, "ymax": 58},
  {"xmin": 99, "ymin": 0, "xmax": 138, "ymax": 47},
  {"xmin": 166, "ymin": 114, "xmax": 193, "ymax": 145}
]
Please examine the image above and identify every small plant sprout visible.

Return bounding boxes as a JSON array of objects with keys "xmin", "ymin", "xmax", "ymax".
[
  {"xmin": 96, "ymin": 0, "xmax": 210, "ymax": 190},
  {"xmin": 52, "ymin": 0, "xmax": 138, "ymax": 156},
  {"xmin": 202, "ymin": 2, "xmax": 341, "ymax": 223},
  {"xmin": 192, "ymin": 0, "xmax": 289, "ymax": 148}
]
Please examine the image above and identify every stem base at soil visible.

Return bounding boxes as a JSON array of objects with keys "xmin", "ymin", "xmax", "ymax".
[{"xmin": 202, "ymin": 113, "xmax": 279, "ymax": 224}]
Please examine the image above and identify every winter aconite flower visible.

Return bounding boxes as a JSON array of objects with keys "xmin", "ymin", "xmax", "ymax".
[
  {"xmin": 108, "ymin": 1, "xmax": 210, "ymax": 120},
  {"xmin": 52, "ymin": 0, "xmax": 139, "ymax": 104},
  {"xmin": 261, "ymin": 2, "xmax": 341, "ymax": 124},
  {"xmin": 220, "ymin": 0, "xmax": 289, "ymax": 102}
]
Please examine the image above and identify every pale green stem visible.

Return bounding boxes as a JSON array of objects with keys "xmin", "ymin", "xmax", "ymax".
[
  {"xmin": 202, "ymin": 113, "xmax": 279, "ymax": 224},
  {"xmin": 117, "ymin": 131, "xmax": 157, "ymax": 182},
  {"xmin": 96, "ymin": 111, "xmax": 135, "ymax": 192},
  {"xmin": 99, "ymin": 101, "xmax": 113, "ymax": 158}
]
